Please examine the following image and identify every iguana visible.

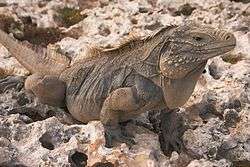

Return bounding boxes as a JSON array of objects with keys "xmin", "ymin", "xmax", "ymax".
[{"xmin": 0, "ymin": 22, "xmax": 236, "ymax": 150}]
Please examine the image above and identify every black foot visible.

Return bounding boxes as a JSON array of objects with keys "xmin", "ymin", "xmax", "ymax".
[
  {"xmin": 104, "ymin": 125, "xmax": 136, "ymax": 148},
  {"xmin": 159, "ymin": 109, "xmax": 185, "ymax": 155},
  {"xmin": 0, "ymin": 76, "xmax": 25, "ymax": 93}
]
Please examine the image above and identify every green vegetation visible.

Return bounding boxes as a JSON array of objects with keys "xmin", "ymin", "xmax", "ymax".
[
  {"xmin": 57, "ymin": 7, "xmax": 86, "ymax": 28},
  {"xmin": 222, "ymin": 54, "xmax": 245, "ymax": 64}
]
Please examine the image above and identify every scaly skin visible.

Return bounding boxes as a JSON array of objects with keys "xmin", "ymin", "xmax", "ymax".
[{"xmin": 0, "ymin": 22, "xmax": 236, "ymax": 150}]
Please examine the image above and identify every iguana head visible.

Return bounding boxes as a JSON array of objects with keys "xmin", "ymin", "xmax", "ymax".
[{"xmin": 159, "ymin": 22, "xmax": 236, "ymax": 79}]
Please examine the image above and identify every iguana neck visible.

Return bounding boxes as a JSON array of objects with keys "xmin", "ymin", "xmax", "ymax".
[
  {"xmin": 125, "ymin": 26, "xmax": 175, "ymax": 82},
  {"xmin": 132, "ymin": 33, "xmax": 169, "ymax": 84},
  {"xmin": 133, "ymin": 38, "xmax": 206, "ymax": 109},
  {"xmin": 133, "ymin": 42, "xmax": 163, "ymax": 83},
  {"xmin": 162, "ymin": 62, "xmax": 206, "ymax": 109}
]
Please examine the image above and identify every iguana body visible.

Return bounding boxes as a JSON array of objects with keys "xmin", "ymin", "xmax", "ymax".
[{"xmin": 0, "ymin": 22, "xmax": 236, "ymax": 148}]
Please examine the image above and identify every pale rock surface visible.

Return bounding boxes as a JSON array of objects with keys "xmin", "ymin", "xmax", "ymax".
[{"xmin": 187, "ymin": 159, "xmax": 231, "ymax": 167}]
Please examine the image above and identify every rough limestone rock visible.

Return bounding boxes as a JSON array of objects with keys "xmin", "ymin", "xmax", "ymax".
[
  {"xmin": 187, "ymin": 159, "xmax": 231, "ymax": 167},
  {"xmin": 0, "ymin": 114, "xmax": 175, "ymax": 166},
  {"xmin": 0, "ymin": 0, "xmax": 249, "ymax": 166}
]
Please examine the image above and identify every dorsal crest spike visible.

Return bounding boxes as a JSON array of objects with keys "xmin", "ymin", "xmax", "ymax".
[
  {"xmin": 84, "ymin": 45, "xmax": 103, "ymax": 58},
  {"xmin": 81, "ymin": 24, "xmax": 177, "ymax": 59},
  {"xmin": 144, "ymin": 24, "xmax": 177, "ymax": 41},
  {"xmin": 116, "ymin": 33, "xmax": 143, "ymax": 48}
]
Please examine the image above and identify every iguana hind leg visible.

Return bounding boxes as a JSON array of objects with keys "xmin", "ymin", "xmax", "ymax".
[{"xmin": 25, "ymin": 74, "xmax": 66, "ymax": 107}]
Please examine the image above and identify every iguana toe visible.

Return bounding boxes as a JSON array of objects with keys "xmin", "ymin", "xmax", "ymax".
[
  {"xmin": 162, "ymin": 131, "xmax": 183, "ymax": 154},
  {"xmin": 104, "ymin": 125, "xmax": 136, "ymax": 148}
]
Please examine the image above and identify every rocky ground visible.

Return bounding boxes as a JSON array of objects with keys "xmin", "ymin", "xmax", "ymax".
[{"xmin": 0, "ymin": 0, "xmax": 249, "ymax": 166}]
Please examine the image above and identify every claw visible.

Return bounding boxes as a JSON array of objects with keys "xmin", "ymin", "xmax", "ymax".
[
  {"xmin": 0, "ymin": 76, "xmax": 25, "ymax": 93},
  {"xmin": 0, "ymin": 77, "xmax": 8, "ymax": 83},
  {"xmin": 115, "ymin": 135, "xmax": 136, "ymax": 146},
  {"xmin": 104, "ymin": 125, "xmax": 136, "ymax": 148},
  {"xmin": 170, "ymin": 138, "xmax": 181, "ymax": 153},
  {"xmin": 104, "ymin": 130, "xmax": 113, "ymax": 148}
]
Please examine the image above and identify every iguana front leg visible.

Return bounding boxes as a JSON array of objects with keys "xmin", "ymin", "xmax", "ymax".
[
  {"xmin": 25, "ymin": 74, "xmax": 66, "ymax": 107},
  {"xmin": 100, "ymin": 87, "xmax": 139, "ymax": 147},
  {"xmin": 159, "ymin": 109, "xmax": 185, "ymax": 155},
  {"xmin": 100, "ymin": 76, "xmax": 165, "ymax": 148}
]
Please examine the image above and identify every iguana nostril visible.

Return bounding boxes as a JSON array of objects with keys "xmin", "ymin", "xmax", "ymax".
[
  {"xmin": 225, "ymin": 33, "xmax": 236, "ymax": 46},
  {"xmin": 225, "ymin": 34, "xmax": 231, "ymax": 40},
  {"xmin": 224, "ymin": 33, "xmax": 236, "ymax": 42}
]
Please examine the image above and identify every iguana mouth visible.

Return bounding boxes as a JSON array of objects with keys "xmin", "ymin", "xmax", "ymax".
[
  {"xmin": 195, "ymin": 44, "xmax": 236, "ymax": 61},
  {"xmin": 199, "ymin": 44, "xmax": 236, "ymax": 52}
]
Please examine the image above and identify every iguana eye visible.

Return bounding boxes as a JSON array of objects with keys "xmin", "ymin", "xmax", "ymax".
[{"xmin": 192, "ymin": 36, "xmax": 203, "ymax": 41}]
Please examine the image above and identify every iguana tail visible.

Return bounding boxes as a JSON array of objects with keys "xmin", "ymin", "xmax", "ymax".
[{"xmin": 0, "ymin": 29, "xmax": 70, "ymax": 75}]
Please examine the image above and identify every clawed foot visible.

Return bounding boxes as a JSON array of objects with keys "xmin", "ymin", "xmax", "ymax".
[
  {"xmin": 104, "ymin": 125, "xmax": 136, "ymax": 148},
  {"xmin": 160, "ymin": 126, "xmax": 183, "ymax": 154},
  {"xmin": 159, "ymin": 110, "xmax": 185, "ymax": 155},
  {"xmin": 0, "ymin": 76, "xmax": 25, "ymax": 93}
]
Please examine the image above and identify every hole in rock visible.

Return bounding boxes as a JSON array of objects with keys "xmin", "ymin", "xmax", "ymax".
[
  {"xmin": 208, "ymin": 63, "xmax": 221, "ymax": 80},
  {"xmin": 39, "ymin": 132, "xmax": 55, "ymax": 150},
  {"xmin": 233, "ymin": 160, "xmax": 250, "ymax": 167},
  {"xmin": 91, "ymin": 162, "xmax": 114, "ymax": 167},
  {"xmin": 230, "ymin": 0, "xmax": 250, "ymax": 4},
  {"xmin": 69, "ymin": 151, "xmax": 88, "ymax": 167},
  {"xmin": 8, "ymin": 107, "xmax": 48, "ymax": 123}
]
